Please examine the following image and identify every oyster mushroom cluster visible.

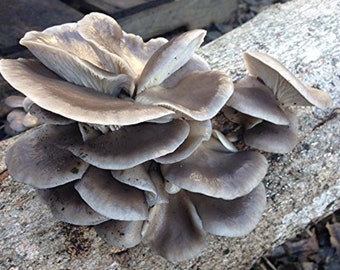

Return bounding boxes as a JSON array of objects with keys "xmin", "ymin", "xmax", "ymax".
[{"xmin": 0, "ymin": 13, "xmax": 332, "ymax": 262}]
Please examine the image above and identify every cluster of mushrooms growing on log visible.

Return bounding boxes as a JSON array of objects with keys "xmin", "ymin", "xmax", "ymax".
[{"xmin": 0, "ymin": 13, "xmax": 332, "ymax": 262}]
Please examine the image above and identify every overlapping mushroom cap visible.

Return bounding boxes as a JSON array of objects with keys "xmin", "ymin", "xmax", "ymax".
[
  {"xmin": 1, "ymin": 13, "xmax": 270, "ymax": 262},
  {"xmin": 223, "ymin": 51, "xmax": 333, "ymax": 153}
]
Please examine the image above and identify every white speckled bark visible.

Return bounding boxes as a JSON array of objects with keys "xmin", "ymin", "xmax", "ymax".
[{"xmin": 0, "ymin": 0, "xmax": 339, "ymax": 269}]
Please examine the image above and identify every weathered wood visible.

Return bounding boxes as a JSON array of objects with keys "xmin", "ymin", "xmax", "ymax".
[
  {"xmin": 0, "ymin": 0, "xmax": 339, "ymax": 269},
  {"xmin": 116, "ymin": 0, "xmax": 238, "ymax": 39}
]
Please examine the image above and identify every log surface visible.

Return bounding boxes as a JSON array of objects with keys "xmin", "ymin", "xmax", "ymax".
[{"xmin": 0, "ymin": 0, "xmax": 339, "ymax": 269}]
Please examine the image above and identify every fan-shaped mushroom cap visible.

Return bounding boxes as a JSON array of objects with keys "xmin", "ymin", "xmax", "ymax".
[
  {"xmin": 243, "ymin": 52, "xmax": 333, "ymax": 108},
  {"xmin": 142, "ymin": 191, "xmax": 205, "ymax": 262},
  {"xmin": 77, "ymin": 12, "xmax": 168, "ymax": 80},
  {"xmin": 0, "ymin": 59, "xmax": 174, "ymax": 126},
  {"xmin": 227, "ymin": 76, "xmax": 289, "ymax": 125},
  {"xmin": 75, "ymin": 166, "xmax": 148, "ymax": 221},
  {"xmin": 189, "ymin": 182, "xmax": 266, "ymax": 237},
  {"xmin": 136, "ymin": 71, "xmax": 234, "ymax": 121},
  {"xmin": 137, "ymin": 29, "xmax": 206, "ymax": 94},
  {"xmin": 155, "ymin": 120, "xmax": 212, "ymax": 164},
  {"xmin": 37, "ymin": 182, "xmax": 109, "ymax": 226},
  {"xmin": 5, "ymin": 124, "xmax": 89, "ymax": 189},
  {"xmin": 161, "ymin": 136, "xmax": 268, "ymax": 200},
  {"xmin": 244, "ymin": 109, "xmax": 298, "ymax": 153},
  {"xmin": 68, "ymin": 119, "xmax": 189, "ymax": 170},
  {"xmin": 20, "ymin": 23, "xmax": 135, "ymax": 96},
  {"xmin": 95, "ymin": 219, "xmax": 144, "ymax": 249}
]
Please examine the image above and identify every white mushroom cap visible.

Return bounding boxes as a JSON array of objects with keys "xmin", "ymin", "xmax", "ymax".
[
  {"xmin": 243, "ymin": 109, "xmax": 299, "ymax": 153},
  {"xmin": 95, "ymin": 219, "xmax": 144, "ymax": 249},
  {"xmin": 161, "ymin": 136, "xmax": 268, "ymax": 200},
  {"xmin": 142, "ymin": 191, "xmax": 205, "ymax": 262},
  {"xmin": 5, "ymin": 124, "xmax": 89, "ymax": 188},
  {"xmin": 37, "ymin": 182, "xmax": 109, "ymax": 226},
  {"xmin": 0, "ymin": 59, "xmax": 174, "ymax": 126},
  {"xmin": 243, "ymin": 52, "xmax": 333, "ymax": 108},
  {"xmin": 188, "ymin": 182, "xmax": 266, "ymax": 237},
  {"xmin": 68, "ymin": 119, "xmax": 190, "ymax": 170},
  {"xmin": 75, "ymin": 166, "xmax": 148, "ymax": 221}
]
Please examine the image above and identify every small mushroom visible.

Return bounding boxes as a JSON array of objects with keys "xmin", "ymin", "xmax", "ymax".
[
  {"xmin": 243, "ymin": 51, "xmax": 333, "ymax": 108},
  {"xmin": 75, "ymin": 166, "xmax": 148, "ymax": 221},
  {"xmin": 226, "ymin": 76, "xmax": 289, "ymax": 125},
  {"xmin": 161, "ymin": 136, "xmax": 268, "ymax": 200},
  {"xmin": 37, "ymin": 182, "xmax": 109, "ymax": 225},
  {"xmin": 95, "ymin": 219, "xmax": 144, "ymax": 249},
  {"xmin": 5, "ymin": 124, "xmax": 89, "ymax": 188},
  {"xmin": 244, "ymin": 109, "xmax": 299, "ymax": 153}
]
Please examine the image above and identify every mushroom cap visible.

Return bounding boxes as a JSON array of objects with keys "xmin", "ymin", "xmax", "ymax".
[
  {"xmin": 28, "ymin": 103, "xmax": 74, "ymax": 125},
  {"xmin": 155, "ymin": 120, "xmax": 212, "ymax": 164},
  {"xmin": 77, "ymin": 12, "xmax": 168, "ymax": 79},
  {"xmin": 75, "ymin": 166, "xmax": 148, "ymax": 221},
  {"xmin": 244, "ymin": 109, "xmax": 299, "ymax": 153},
  {"xmin": 0, "ymin": 59, "xmax": 174, "ymax": 126},
  {"xmin": 161, "ymin": 136, "xmax": 268, "ymax": 200},
  {"xmin": 227, "ymin": 76, "xmax": 289, "ymax": 125},
  {"xmin": 136, "ymin": 71, "xmax": 234, "ymax": 121},
  {"xmin": 137, "ymin": 29, "xmax": 206, "ymax": 94},
  {"xmin": 142, "ymin": 191, "xmax": 205, "ymax": 262},
  {"xmin": 5, "ymin": 124, "xmax": 89, "ymax": 189},
  {"xmin": 243, "ymin": 52, "xmax": 333, "ymax": 108},
  {"xmin": 37, "ymin": 182, "xmax": 109, "ymax": 226},
  {"xmin": 20, "ymin": 22, "xmax": 135, "ymax": 96},
  {"xmin": 95, "ymin": 219, "xmax": 144, "ymax": 249},
  {"xmin": 4, "ymin": 95, "xmax": 25, "ymax": 108},
  {"xmin": 68, "ymin": 119, "xmax": 190, "ymax": 170},
  {"xmin": 188, "ymin": 182, "xmax": 266, "ymax": 237}
]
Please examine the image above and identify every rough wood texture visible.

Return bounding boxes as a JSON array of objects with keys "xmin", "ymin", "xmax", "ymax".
[
  {"xmin": 116, "ymin": 0, "xmax": 238, "ymax": 39},
  {"xmin": 0, "ymin": 0, "xmax": 339, "ymax": 269}
]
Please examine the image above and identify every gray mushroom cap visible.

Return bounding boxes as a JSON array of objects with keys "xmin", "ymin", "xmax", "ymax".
[
  {"xmin": 5, "ymin": 124, "xmax": 89, "ymax": 189},
  {"xmin": 244, "ymin": 109, "xmax": 299, "ymax": 153},
  {"xmin": 243, "ymin": 52, "xmax": 333, "ymax": 108},
  {"xmin": 0, "ymin": 59, "xmax": 174, "ymax": 126},
  {"xmin": 188, "ymin": 182, "xmax": 266, "ymax": 237},
  {"xmin": 137, "ymin": 29, "xmax": 206, "ymax": 94},
  {"xmin": 75, "ymin": 166, "xmax": 148, "ymax": 221},
  {"xmin": 136, "ymin": 71, "xmax": 234, "ymax": 121},
  {"xmin": 95, "ymin": 219, "xmax": 144, "ymax": 249},
  {"xmin": 68, "ymin": 119, "xmax": 190, "ymax": 170},
  {"xmin": 37, "ymin": 182, "xmax": 109, "ymax": 226},
  {"xmin": 155, "ymin": 120, "xmax": 212, "ymax": 164},
  {"xmin": 227, "ymin": 76, "xmax": 289, "ymax": 125},
  {"xmin": 142, "ymin": 191, "xmax": 205, "ymax": 262},
  {"xmin": 161, "ymin": 136, "xmax": 268, "ymax": 200}
]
